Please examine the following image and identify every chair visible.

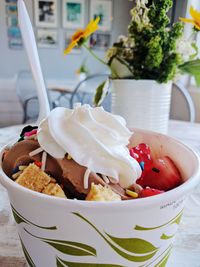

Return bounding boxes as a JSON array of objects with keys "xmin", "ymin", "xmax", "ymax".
[
  {"xmin": 69, "ymin": 73, "xmax": 111, "ymax": 109},
  {"xmin": 15, "ymin": 70, "xmax": 52, "ymax": 123},
  {"xmin": 170, "ymin": 81, "xmax": 196, "ymax": 122}
]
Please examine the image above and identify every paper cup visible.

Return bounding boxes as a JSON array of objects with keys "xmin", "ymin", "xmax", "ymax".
[{"xmin": 0, "ymin": 129, "xmax": 199, "ymax": 267}]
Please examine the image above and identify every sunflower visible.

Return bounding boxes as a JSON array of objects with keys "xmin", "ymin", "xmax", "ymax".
[
  {"xmin": 64, "ymin": 17, "xmax": 100, "ymax": 55},
  {"xmin": 180, "ymin": 6, "xmax": 200, "ymax": 31}
]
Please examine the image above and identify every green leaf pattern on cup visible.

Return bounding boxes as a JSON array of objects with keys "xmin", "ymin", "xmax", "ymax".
[
  {"xmin": 24, "ymin": 228, "xmax": 96, "ymax": 257},
  {"xmin": 144, "ymin": 245, "xmax": 173, "ymax": 267},
  {"xmin": 56, "ymin": 257, "xmax": 125, "ymax": 267},
  {"xmin": 74, "ymin": 212, "xmax": 158, "ymax": 262},
  {"xmin": 105, "ymin": 234, "xmax": 158, "ymax": 254},
  {"xmin": 134, "ymin": 210, "xmax": 183, "ymax": 231},
  {"xmin": 11, "ymin": 204, "xmax": 57, "ymax": 230},
  {"xmin": 160, "ymin": 233, "xmax": 175, "ymax": 240},
  {"xmin": 19, "ymin": 236, "xmax": 36, "ymax": 267},
  {"xmin": 11, "ymin": 205, "xmax": 183, "ymax": 266},
  {"xmin": 154, "ymin": 246, "xmax": 172, "ymax": 267}
]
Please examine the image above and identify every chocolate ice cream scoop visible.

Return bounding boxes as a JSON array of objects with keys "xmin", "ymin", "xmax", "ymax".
[
  {"xmin": 2, "ymin": 140, "xmax": 62, "ymax": 180},
  {"xmin": 2, "ymin": 140, "xmax": 129, "ymax": 200}
]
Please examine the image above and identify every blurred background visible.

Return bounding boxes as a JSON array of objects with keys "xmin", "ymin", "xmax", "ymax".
[{"xmin": 0, "ymin": 0, "xmax": 199, "ymax": 127}]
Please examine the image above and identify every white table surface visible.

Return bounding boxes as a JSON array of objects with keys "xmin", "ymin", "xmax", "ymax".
[{"xmin": 0, "ymin": 120, "xmax": 200, "ymax": 267}]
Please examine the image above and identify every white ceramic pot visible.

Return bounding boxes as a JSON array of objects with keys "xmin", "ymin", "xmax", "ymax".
[
  {"xmin": 111, "ymin": 80, "xmax": 172, "ymax": 134},
  {"xmin": 0, "ymin": 129, "xmax": 199, "ymax": 267}
]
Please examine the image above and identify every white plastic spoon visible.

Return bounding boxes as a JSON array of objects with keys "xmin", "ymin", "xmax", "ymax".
[{"xmin": 17, "ymin": 0, "xmax": 50, "ymax": 124}]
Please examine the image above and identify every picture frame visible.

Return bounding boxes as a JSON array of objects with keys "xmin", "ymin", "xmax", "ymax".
[
  {"xmin": 7, "ymin": 15, "xmax": 18, "ymax": 27},
  {"xmin": 90, "ymin": 0, "xmax": 112, "ymax": 31},
  {"xmin": 37, "ymin": 28, "xmax": 58, "ymax": 48},
  {"xmin": 89, "ymin": 33, "xmax": 110, "ymax": 50},
  {"xmin": 7, "ymin": 26, "xmax": 21, "ymax": 38},
  {"xmin": 6, "ymin": 4, "xmax": 17, "ymax": 15},
  {"xmin": 64, "ymin": 31, "xmax": 81, "ymax": 54},
  {"xmin": 34, "ymin": 0, "xmax": 58, "ymax": 28},
  {"xmin": 8, "ymin": 38, "xmax": 23, "ymax": 49},
  {"xmin": 5, "ymin": 0, "xmax": 17, "ymax": 3},
  {"xmin": 62, "ymin": 0, "xmax": 85, "ymax": 29}
]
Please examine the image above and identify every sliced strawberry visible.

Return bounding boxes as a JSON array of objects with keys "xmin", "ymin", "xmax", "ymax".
[
  {"xmin": 137, "ymin": 156, "xmax": 182, "ymax": 191},
  {"xmin": 139, "ymin": 188, "xmax": 164, "ymax": 198},
  {"xmin": 130, "ymin": 143, "xmax": 153, "ymax": 173}
]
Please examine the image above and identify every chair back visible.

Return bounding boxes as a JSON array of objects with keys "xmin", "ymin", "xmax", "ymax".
[
  {"xmin": 70, "ymin": 73, "xmax": 110, "ymax": 109},
  {"xmin": 15, "ymin": 70, "xmax": 52, "ymax": 123},
  {"xmin": 170, "ymin": 81, "xmax": 196, "ymax": 122},
  {"xmin": 16, "ymin": 70, "xmax": 37, "ymax": 104},
  {"xmin": 16, "ymin": 70, "xmax": 52, "ymax": 108}
]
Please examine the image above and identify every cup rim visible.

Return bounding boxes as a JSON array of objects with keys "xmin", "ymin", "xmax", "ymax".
[{"xmin": 0, "ymin": 131, "xmax": 200, "ymax": 210}]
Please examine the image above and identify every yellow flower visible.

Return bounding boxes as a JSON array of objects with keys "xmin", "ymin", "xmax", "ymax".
[
  {"xmin": 180, "ymin": 6, "xmax": 200, "ymax": 31},
  {"xmin": 64, "ymin": 17, "xmax": 100, "ymax": 55}
]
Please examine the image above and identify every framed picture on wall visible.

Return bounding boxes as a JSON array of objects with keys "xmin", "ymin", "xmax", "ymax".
[
  {"xmin": 6, "ymin": 4, "xmax": 17, "ymax": 15},
  {"xmin": 7, "ymin": 26, "xmax": 21, "ymax": 38},
  {"xmin": 89, "ymin": 33, "xmax": 110, "ymax": 50},
  {"xmin": 34, "ymin": 0, "xmax": 58, "ymax": 28},
  {"xmin": 37, "ymin": 29, "xmax": 58, "ymax": 48},
  {"xmin": 8, "ymin": 37, "xmax": 23, "ymax": 49},
  {"xmin": 64, "ymin": 31, "xmax": 81, "ymax": 53},
  {"xmin": 90, "ymin": 0, "xmax": 112, "ymax": 31},
  {"xmin": 62, "ymin": 0, "xmax": 85, "ymax": 29},
  {"xmin": 6, "ymin": 15, "xmax": 18, "ymax": 27},
  {"xmin": 5, "ymin": 0, "xmax": 17, "ymax": 3}
]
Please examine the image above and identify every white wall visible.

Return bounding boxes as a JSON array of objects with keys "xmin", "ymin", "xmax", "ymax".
[
  {"xmin": 0, "ymin": 0, "xmax": 133, "ymax": 126},
  {"xmin": 0, "ymin": 0, "xmax": 133, "ymax": 79},
  {"xmin": 0, "ymin": 77, "xmax": 22, "ymax": 126}
]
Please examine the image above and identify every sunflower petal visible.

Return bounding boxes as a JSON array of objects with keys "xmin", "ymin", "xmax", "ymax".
[
  {"xmin": 179, "ymin": 17, "xmax": 195, "ymax": 24},
  {"xmin": 64, "ymin": 17, "xmax": 100, "ymax": 55},
  {"xmin": 190, "ymin": 6, "xmax": 200, "ymax": 22},
  {"xmin": 64, "ymin": 41, "xmax": 77, "ymax": 55},
  {"xmin": 85, "ymin": 17, "xmax": 100, "ymax": 37}
]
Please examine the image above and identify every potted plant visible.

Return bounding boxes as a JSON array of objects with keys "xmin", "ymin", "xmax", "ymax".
[{"xmin": 64, "ymin": 0, "xmax": 200, "ymax": 133}]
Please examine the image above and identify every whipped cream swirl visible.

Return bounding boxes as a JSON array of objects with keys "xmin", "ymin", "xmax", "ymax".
[{"xmin": 37, "ymin": 105, "xmax": 141, "ymax": 188}]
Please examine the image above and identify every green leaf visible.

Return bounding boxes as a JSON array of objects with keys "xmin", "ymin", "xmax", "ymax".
[
  {"xmin": 105, "ymin": 234, "xmax": 158, "ymax": 254},
  {"xmin": 145, "ymin": 245, "xmax": 173, "ymax": 267},
  {"xmin": 11, "ymin": 205, "xmax": 26, "ymax": 224},
  {"xmin": 56, "ymin": 257, "xmax": 125, "ymax": 267},
  {"xmin": 179, "ymin": 59, "xmax": 200, "ymax": 86},
  {"xmin": 134, "ymin": 209, "xmax": 183, "ymax": 231},
  {"xmin": 24, "ymin": 228, "xmax": 96, "ymax": 257},
  {"xmin": 154, "ymin": 247, "xmax": 172, "ymax": 267},
  {"xmin": 93, "ymin": 80, "xmax": 108, "ymax": 107},
  {"xmin": 19, "ymin": 236, "xmax": 36, "ymax": 267},
  {"xmin": 160, "ymin": 233, "xmax": 174, "ymax": 240},
  {"xmin": 73, "ymin": 213, "xmax": 157, "ymax": 263},
  {"xmin": 190, "ymin": 43, "xmax": 198, "ymax": 60},
  {"xmin": 102, "ymin": 238, "xmax": 157, "ymax": 263},
  {"xmin": 44, "ymin": 240, "xmax": 96, "ymax": 256},
  {"xmin": 11, "ymin": 205, "xmax": 57, "ymax": 230},
  {"xmin": 56, "ymin": 258, "xmax": 65, "ymax": 267}
]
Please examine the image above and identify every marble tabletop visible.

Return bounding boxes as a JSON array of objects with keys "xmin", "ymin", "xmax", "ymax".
[{"xmin": 0, "ymin": 121, "xmax": 200, "ymax": 267}]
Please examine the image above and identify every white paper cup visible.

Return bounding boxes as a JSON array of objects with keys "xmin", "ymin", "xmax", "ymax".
[{"xmin": 0, "ymin": 129, "xmax": 199, "ymax": 267}]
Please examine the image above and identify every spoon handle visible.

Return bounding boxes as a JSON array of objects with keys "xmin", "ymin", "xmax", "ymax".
[{"xmin": 17, "ymin": 0, "xmax": 50, "ymax": 124}]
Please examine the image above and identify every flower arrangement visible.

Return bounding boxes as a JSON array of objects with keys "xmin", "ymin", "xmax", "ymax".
[{"xmin": 64, "ymin": 0, "xmax": 200, "ymax": 105}]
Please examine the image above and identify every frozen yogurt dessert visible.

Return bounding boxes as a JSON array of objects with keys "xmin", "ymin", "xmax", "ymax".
[{"xmin": 2, "ymin": 104, "xmax": 182, "ymax": 200}]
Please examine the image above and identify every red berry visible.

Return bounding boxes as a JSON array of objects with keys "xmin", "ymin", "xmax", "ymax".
[
  {"xmin": 137, "ymin": 156, "xmax": 182, "ymax": 191},
  {"xmin": 139, "ymin": 188, "xmax": 164, "ymax": 198},
  {"xmin": 34, "ymin": 161, "xmax": 42, "ymax": 167},
  {"xmin": 130, "ymin": 143, "xmax": 152, "ymax": 164}
]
